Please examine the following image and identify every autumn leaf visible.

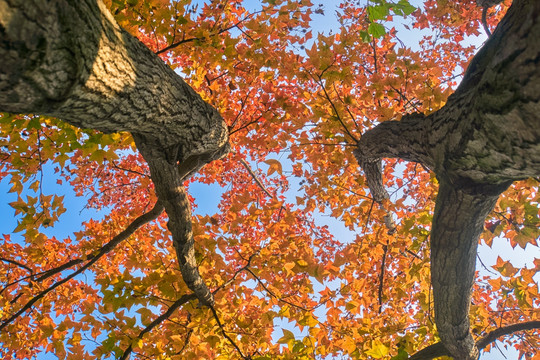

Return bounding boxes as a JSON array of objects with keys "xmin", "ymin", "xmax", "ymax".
[
  {"xmin": 264, "ymin": 159, "xmax": 283, "ymax": 176},
  {"xmin": 366, "ymin": 339, "xmax": 389, "ymax": 359}
]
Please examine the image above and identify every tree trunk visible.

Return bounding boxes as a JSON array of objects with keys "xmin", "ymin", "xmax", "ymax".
[
  {"xmin": 355, "ymin": 0, "xmax": 540, "ymax": 358},
  {"xmin": 0, "ymin": 0, "xmax": 230, "ymax": 305}
]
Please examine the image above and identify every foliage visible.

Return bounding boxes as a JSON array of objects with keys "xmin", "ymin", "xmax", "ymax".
[{"xmin": 0, "ymin": 0, "xmax": 538, "ymax": 359}]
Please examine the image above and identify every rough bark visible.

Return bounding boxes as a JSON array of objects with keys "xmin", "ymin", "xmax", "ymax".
[
  {"xmin": 430, "ymin": 181, "xmax": 501, "ymax": 360},
  {"xmin": 355, "ymin": 0, "xmax": 540, "ymax": 358},
  {"xmin": 133, "ymin": 135, "xmax": 215, "ymax": 306},
  {"xmin": 0, "ymin": 0, "xmax": 230, "ymax": 306}
]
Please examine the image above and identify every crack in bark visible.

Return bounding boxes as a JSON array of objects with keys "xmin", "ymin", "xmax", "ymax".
[{"xmin": 356, "ymin": 0, "xmax": 540, "ymax": 358}]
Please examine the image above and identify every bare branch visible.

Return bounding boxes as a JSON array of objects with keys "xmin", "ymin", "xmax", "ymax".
[
  {"xmin": 0, "ymin": 258, "xmax": 33, "ymax": 275},
  {"xmin": 210, "ymin": 306, "xmax": 249, "ymax": 359},
  {"xmin": 482, "ymin": 7, "xmax": 492, "ymax": 36},
  {"xmin": 315, "ymin": 75, "xmax": 359, "ymax": 144},
  {"xmin": 245, "ymin": 268, "xmax": 310, "ymax": 312},
  {"xmin": 120, "ymin": 251, "xmax": 258, "ymax": 359},
  {"xmin": 111, "ymin": 161, "xmax": 149, "ymax": 178},
  {"xmin": 378, "ymin": 243, "xmax": 388, "ymax": 314},
  {"xmin": 476, "ymin": 320, "xmax": 540, "ymax": 350}
]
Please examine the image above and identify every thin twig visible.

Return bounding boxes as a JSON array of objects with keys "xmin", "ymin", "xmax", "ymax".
[
  {"xmin": 155, "ymin": 11, "xmax": 263, "ymax": 55},
  {"xmin": 316, "ymin": 75, "xmax": 359, "ymax": 144},
  {"xmin": 0, "ymin": 258, "xmax": 33, "ymax": 275},
  {"xmin": 120, "ymin": 251, "xmax": 258, "ymax": 359},
  {"xmin": 210, "ymin": 306, "xmax": 249, "ymax": 359},
  {"xmin": 229, "ymin": 114, "xmax": 264, "ymax": 135},
  {"xmin": 245, "ymin": 268, "xmax": 309, "ymax": 312},
  {"xmin": 377, "ymin": 243, "xmax": 388, "ymax": 314},
  {"xmin": 119, "ymin": 294, "xmax": 196, "ymax": 360},
  {"xmin": 176, "ymin": 328, "xmax": 193, "ymax": 355},
  {"xmin": 482, "ymin": 7, "xmax": 492, "ymax": 36},
  {"xmin": 476, "ymin": 254, "xmax": 498, "ymax": 276},
  {"xmin": 238, "ymin": 158, "xmax": 274, "ymax": 198},
  {"xmin": 111, "ymin": 161, "xmax": 149, "ymax": 178}
]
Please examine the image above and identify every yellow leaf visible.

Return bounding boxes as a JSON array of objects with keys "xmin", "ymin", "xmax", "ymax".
[
  {"xmin": 71, "ymin": 332, "xmax": 82, "ymax": 345},
  {"xmin": 170, "ymin": 335, "xmax": 184, "ymax": 343},
  {"xmin": 206, "ymin": 335, "xmax": 220, "ymax": 346},
  {"xmin": 131, "ymin": 338, "xmax": 143, "ymax": 349},
  {"xmin": 345, "ymin": 300, "xmax": 360, "ymax": 312},
  {"xmin": 296, "ymin": 259, "xmax": 308, "ymax": 267},
  {"xmin": 366, "ymin": 339, "xmax": 389, "ymax": 359},
  {"xmin": 29, "ymin": 180, "xmax": 40, "ymax": 192},
  {"xmin": 284, "ymin": 262, "xmax": 295, "ymax": 276},
  {"xmin": 342, "ymin": 337, "xmax": 357, "ymax": 353},
  {"xmin": 299, "ymin": 313, "xmax": 318, "ymax": 327}
]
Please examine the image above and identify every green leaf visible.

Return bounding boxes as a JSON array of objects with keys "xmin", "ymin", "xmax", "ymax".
[
  {"xmin": 391, "ymin": 348, "xmax": 409, "ymax": 360},
  {"xmin": 27, "ymin": 117, "xmax": 41, "ymax": 130},
  {"xmin": 367, "ymin": 4, "xmax": 389, "ymax": 21},
  {"xmin": 396, "ymin": 0, "xmax": 416, "ymax": 16},
  {"xmin": 360, "ymin": 30, "xmax": 371, "ymax": 43},
  {"xmin": 368, "ymin": 23, "xmax": 386, "ymax": 38}
]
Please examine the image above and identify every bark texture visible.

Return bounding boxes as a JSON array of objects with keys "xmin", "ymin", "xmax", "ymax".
[
  {"xmin": 355, "ymin": 0, "xmax": 540, "ymax": 358},
  {"xmin": 0, "ymin": 0, "xmax": 230, "ymax": 305}
]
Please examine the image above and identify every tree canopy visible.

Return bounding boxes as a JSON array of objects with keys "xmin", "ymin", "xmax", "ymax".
[{"xmin": 0, "ymin": 0, "xmax": 539, "ymax": 359}]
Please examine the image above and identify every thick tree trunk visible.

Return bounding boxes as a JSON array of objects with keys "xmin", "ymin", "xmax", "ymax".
[
  {"xmin": 430, "ymin": 182, "xmax": 500, "ymax": 360},
  {"xmin": 0, "ymin": 0, "xmax": 230, "ymax": 305},
  {"xmin": 0, "ymin": 0, "xmax": 228, "ymax": 159},
  {"xmin": 355, "ymin": 0, "xmax": 540, "ymax": 358}
]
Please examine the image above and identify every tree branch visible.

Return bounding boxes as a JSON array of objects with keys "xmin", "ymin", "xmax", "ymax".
[
  {"xmin": 1, "ymin": 0, "xmax": 231, "ymax": 308},
  {"xmin": 155, "ymin": 10, "xmax": 264, "ymax": 55},
  {"xmin": 0, "ymin": 258, "xmax": 33, "ymax": 275},
  {"xmin": 119, "ymin": 294, "xmax": 196, "ymax": 360},
  {"xmin": 378, "ymin": 243, "xmax": 388, "ymax": 314},
  {"xmin": 120, "ymin": 252, "xmax": 258, "ymax": 359},
  {"xmin": 0, "ymin": 201, "xmax": 164, "ymax": 332},
  {"xmin": 238, "ymin": 158, "xmax": 274, "ymax": 198},
  {"xmin": 315, "ymin": 75, "xmax": 359, "ymax": 144},
  {"xmin": 210, "ymin": 306, "xmax": 249, "ymax": 359},
  {"xmin": 430, "ymin": 181, "xmax": 501, "ymax": 360},
  {"xmin": 476, "ymin": 320, "xmax": 540, "ymax": 350},
  {"xmin": 409, "ymin": 320, "xmax": 540, "ymax": 360},
  {"xmin": 133, "ymin": 136, "xmax": 217, "ymax": 307},
  {"xmin": 0, "ymin": 0, "xmax": 229, "ymax": 155},
  {"xmin": 354, "ymin": 113, "xmax": 434, "ymax": 172}
]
